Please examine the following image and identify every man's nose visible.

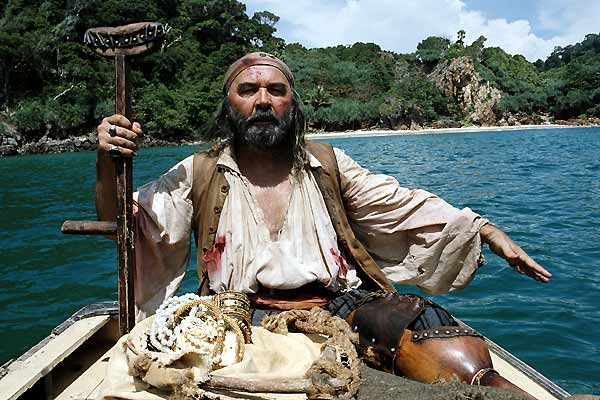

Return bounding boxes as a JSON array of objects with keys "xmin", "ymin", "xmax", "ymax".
[{"xmin": 255, "ymin": 88, "xmax": 272, "ymax": 110}]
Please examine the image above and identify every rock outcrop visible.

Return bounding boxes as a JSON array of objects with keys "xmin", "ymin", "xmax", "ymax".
[
  {"xmin": 428, "ymin": 57, "xmax": 502, "ymax": 126},
  {"xmin": 17, "ymin": 132, "xmax": 98, "ymax": 155},
  {"xmin": 0, "ymin": 122, "xmax": 21, "ymax": 156},
  {"xmin": 379, "ymin": 97, "xmax": 427, "ymax": 130},
  {"xmin": 431, "ymin": 118, "xmax": 462, "ymax": 129},
  {"xmin": 554, "ymin": 117, "xmax": 600, "ymax": 126},
  {"xmin": 0, "ymin": 124, "xmax": 193, "ymax": 157}
]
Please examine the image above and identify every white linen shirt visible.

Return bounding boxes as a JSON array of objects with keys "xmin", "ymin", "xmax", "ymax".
[{"xmin": 133, "ymin": 145, "xmax": 487, "ymax": 320}]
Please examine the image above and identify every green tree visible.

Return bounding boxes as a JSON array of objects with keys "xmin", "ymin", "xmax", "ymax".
[
  {"xmin": 416, "ymin": 36, "xmax": 450, "ymax": 66},
  {"xmin": 445, "ymin": 30, "xmax": 468, "ymax": 59},
  {"xmin": 1, "ymin": 0, "xmax": 285, "ymax": 140},
  {"xmin": 478, "ymin": 46, "xmax": 548, "ymax": 114},
  {"xmin": 456, "ymin": 29, "xmax": 466, "ymax": 47},
  {"xmin": 304, "ymin": 85, "xmax": 332, "ymax": 111},
  {"xmin": 2, "ymin": 0, "xmax": 599, "ymax": 143},
  {"xmin": 380, "ymin": 63, "xmax": 450, "ymax": 128},
  {"xmin": 466, "ymin": 35, "xmax": 486, "ymax": 61}
]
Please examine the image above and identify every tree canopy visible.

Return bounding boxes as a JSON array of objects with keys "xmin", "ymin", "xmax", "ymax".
[{"xmin": 1, "ymin": 1, "xmax": 598, "ymax": 143}]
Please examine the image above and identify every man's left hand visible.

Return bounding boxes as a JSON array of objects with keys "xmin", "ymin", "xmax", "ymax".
[{"xmin": 480, "ymin": 224, "xmax": 552, "ymax": 283}]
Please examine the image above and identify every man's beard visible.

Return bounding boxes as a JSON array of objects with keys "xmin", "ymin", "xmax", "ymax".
[{"xmin": 227, "ymin": 105, "xmax": 293, "ymax": 151}]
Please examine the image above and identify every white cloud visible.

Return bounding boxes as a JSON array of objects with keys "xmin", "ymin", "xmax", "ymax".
[
  {"xmin": 535, "ymin": 0, "xmax": 600, "ymax": 44},
  {"xmin": 244, "ymin": 0, "xmax": 600, "ymax": 61}
]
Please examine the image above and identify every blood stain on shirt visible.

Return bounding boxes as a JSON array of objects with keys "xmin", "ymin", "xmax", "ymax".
[
  {"xmin": 330, "ymin": 247, "xmax": 348, "ymax": 280},
  {"xmin": 203, "ymin": 235, "xmax": 226, "ymax": 274}
]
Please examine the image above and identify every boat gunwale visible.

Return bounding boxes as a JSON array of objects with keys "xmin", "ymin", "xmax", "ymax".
[
  {"xmin": 455, "ymin": 318, "xmax": 570, "ymax": 399},
  {"xmin": 0, "ymin": 301, "xmax": 118, "ymax": 380}
]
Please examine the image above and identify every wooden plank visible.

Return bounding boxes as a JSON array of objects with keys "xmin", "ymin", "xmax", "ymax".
[
  {"xmin": 490, "ymin": 347, "xmax": 559, "ymax": 400},
  {"xmin": 0, "ymin": 315, "xmax": 110, "ymax": 400},
  {"xmin": 454, "ymin": 318, "xmax": 569, "ymax": 400},
  {"xmin": 55, "ymin": 345, "xmax": 114, "ymax": 400},
  {"xmin": 53, "ymin": 342, "xmax": 562, "ymax": 400}
]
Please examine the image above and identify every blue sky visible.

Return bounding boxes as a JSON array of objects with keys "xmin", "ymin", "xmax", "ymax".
[
  {"xmin": 463, "ymin": 0, "xmax": 553, "ymax": 39},
  {"xmin": 244, "ymin": 0, "xmax": 600, "ymax": 61}
]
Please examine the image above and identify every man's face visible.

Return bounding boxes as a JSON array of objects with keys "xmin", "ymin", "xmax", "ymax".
[{"xmin": 227, "ymin": 65, "xmax": 294, "ymax": 150}]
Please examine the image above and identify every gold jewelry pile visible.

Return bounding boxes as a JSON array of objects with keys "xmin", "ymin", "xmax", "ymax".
[
  {"xmin": 214, "ymin": 290, "xmax": 252, "ymax": 343},
  {"xmin": 149, "ymin": 291, "xmax": 251, "ymax": 370}
]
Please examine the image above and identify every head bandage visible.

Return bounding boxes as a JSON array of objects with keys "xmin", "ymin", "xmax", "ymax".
[{"xmin": 223, "ymin": 52, "xmax": 294, "ymax": 95}]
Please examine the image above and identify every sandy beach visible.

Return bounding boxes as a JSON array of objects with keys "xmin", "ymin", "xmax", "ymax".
[{"xmin": 306, "ymin": 123, "xmax": 597, "ymax": 140}]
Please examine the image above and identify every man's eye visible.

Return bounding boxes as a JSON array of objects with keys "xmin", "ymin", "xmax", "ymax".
[{"xmin": 269, "ymin": 88, "xmax": 286, "ymax": 96}]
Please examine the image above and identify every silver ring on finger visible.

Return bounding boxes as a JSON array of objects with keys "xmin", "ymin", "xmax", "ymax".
[{"xmin": 109, "ymin": 124, "xmax": 118, "ymax": 137}]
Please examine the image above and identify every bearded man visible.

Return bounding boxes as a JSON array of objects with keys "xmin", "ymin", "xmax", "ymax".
[{"xmin": 95, "ymin": 52, "xmax": 551, "ymax": 395}]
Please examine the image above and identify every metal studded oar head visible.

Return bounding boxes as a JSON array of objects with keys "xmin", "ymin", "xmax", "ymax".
[{"xmin": 84, "ymin": 21, "xmax": 167, "ymax": 57}]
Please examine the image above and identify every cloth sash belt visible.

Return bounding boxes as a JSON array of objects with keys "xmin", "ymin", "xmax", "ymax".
[{"xmin": 248, "ymin": 282, "xmax": 336, "ymax": 311}]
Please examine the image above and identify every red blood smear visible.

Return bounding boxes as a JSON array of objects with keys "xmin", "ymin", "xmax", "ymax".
[
  {"xmin": 330, "ymin": 247, "xmax": 348, "ymax": 280},
  {"xmin": 203, "ymin": 235, "xmax": 226, "ymax": 274}
]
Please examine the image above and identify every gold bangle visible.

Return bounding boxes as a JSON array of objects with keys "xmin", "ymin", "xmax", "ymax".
[
  {"xmin": 173, "ymin": 299, "xmax": 220, "ymax": 325},
  {"xmin": 215, "ymin": 291, "xmax": 251, "ymax": 308}
]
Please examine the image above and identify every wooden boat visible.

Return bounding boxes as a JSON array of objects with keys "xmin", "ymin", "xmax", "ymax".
[{"xmin": 0, "ymin": 302, "xmax": 572, "ymax": 400}]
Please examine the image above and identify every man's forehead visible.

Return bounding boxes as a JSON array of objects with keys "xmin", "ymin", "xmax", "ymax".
[
  {"xmin": 231, "ymin": 65, "xmax": 290, "ymax": 87},
  {"xmin": 222, "ymin": 52, "xmax": 294, "ymax": 94}
]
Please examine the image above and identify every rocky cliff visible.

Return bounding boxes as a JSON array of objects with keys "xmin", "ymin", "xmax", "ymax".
[{"xmin": 428, "ymin": 57, "xmax": 502, "ymax": 126}]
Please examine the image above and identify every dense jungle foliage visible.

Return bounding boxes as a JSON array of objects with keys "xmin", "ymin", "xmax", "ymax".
[{"xmin": 1, "ymin": 0, "xmax": 599, "ymax": 142}]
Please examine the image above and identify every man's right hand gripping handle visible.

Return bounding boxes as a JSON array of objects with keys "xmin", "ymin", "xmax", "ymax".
[{"xmin": 95, "ymin": 115, "xmax": 143, "ymax": 222}]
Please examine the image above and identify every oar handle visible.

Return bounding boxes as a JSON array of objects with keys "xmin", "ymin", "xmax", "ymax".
[{"xmin": 61, "ymin": 220, "xmax": 117, "ymax": 235}]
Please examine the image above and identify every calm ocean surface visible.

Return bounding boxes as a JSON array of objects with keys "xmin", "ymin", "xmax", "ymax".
[{"xmin": 1, "ymin": 127, "xmax": 598, "ymax": 393}]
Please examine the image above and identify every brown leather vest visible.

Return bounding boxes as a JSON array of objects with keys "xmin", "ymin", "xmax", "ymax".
[{"xmin": 191, "ymin": 141, "xmax": 397, "ymax": 295}]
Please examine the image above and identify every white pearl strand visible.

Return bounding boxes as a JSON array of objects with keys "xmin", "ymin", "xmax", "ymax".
[
  {"xmin": 148, "ymin": 293, "xmax": 242, "ymax": 370},
  {"xmin": 149, "ymin": 293, "xmax": 213, "ymax": 356}
]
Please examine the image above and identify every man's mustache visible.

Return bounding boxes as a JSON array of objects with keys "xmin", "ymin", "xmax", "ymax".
[{"xmin": 247, "ymin": 110, "xmax": 279, "ymax": 125}]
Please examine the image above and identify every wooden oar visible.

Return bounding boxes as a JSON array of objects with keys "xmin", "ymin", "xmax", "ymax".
[{"xmin": 62, "ymin": 22, "xmax": 167, "ymax": 336}]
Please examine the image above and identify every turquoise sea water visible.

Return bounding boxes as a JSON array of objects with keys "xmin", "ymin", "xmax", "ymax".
[{"xmin": 0, "ymin": 127, "xmax": 598, "ymax": 393}]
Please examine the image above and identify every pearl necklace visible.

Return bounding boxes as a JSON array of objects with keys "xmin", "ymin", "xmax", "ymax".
[{"xmin": 148, "ymin": 293, "xmax": 246, "ymax": 370}]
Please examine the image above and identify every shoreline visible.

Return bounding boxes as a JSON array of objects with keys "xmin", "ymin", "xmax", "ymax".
[
  {"xmin": 306, "ymin": 123, "xmax": 597, "ymax": 140},
  {"xmin": 1, "ymin": 123, "xmax": 598, "ymax": 157}
]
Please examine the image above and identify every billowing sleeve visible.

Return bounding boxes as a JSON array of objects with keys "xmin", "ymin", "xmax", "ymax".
[
  {"xmin": 334, "ymin": 147, "xmax": 488, "ymax": 294},
  {"xmin": 132, "ymin": 155, "xmax": 194, "ymax": 320}
]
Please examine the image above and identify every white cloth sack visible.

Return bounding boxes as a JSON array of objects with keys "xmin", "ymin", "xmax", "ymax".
[{"xmin": 98, "ymin": 315, "xmax": 324, "ymax": 400}]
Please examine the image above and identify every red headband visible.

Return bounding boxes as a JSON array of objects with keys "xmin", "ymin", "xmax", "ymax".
[{"xmin": 223, "ymin": 52, "xmax": 294, "ymax": 94}]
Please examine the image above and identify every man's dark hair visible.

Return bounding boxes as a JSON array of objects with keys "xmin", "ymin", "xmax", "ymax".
[{"xmin": 204, "ymin": 90, "xmax": 308, "ymax": 173}]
